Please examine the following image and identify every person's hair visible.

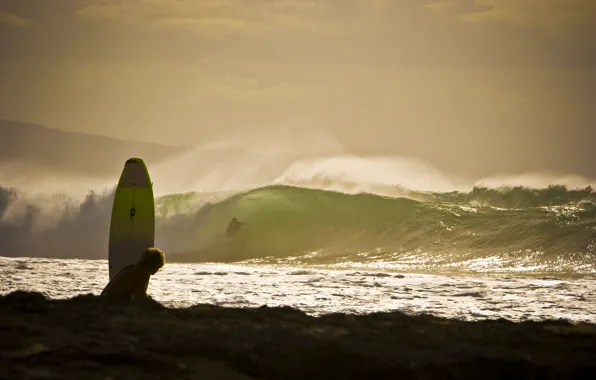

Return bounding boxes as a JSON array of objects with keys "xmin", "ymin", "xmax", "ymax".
[{"xmin": 137, "ymin": 247, "xmax": 166, "ymax": 273}]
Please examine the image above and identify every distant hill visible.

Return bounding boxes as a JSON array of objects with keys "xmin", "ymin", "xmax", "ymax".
[{"xmin": 0, "ymin": 119, "xmax": 186, "ymax": 179}]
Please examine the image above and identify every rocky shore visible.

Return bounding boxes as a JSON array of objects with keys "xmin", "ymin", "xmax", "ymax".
[{"xmin": 2, "ymin": 291, "xmax": 595, "ymax": 379}]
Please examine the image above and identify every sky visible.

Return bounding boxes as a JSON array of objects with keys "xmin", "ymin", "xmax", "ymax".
[{"xmin": 1, "ymin": 0, "xmax": 596, "ymax": 178}]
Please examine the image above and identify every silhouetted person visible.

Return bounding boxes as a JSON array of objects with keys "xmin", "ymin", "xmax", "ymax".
[
  {"xmin": 225, "ymin": 217, "xmax": 246, "ymax": 237},
  {"xmin": 101, "ymin": 247, "xmax": 165, "ymax": 301}
]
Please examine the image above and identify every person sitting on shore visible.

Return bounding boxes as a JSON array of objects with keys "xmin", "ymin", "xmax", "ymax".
[{"xmin": 101, "ymin": 247, "xmax": 166, "ymax": 301}]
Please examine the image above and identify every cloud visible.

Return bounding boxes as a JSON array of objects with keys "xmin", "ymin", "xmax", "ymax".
[
  {"xmin": 272, "ymin": 0, "xmax": 318, "ymax": 11},
  {"xmin": 198, "ymin": 79, "xmax": 318, "ymax": 104},
  {"xmin": 72, "ymin": 61, "xmax": 318, "ymax": 103},
  {"xmin": 154, "ymin": 17, "xmax": 259, "ymax": 37},
  {"xmin": 76, "ymin": 0, "xmax": 338, "ymax": 36},
  {"xmin": 424, "ymin": 1, "xmax": 457, "ymax": 12},
  {"xmin": 0, "ymin": 10, "xmax": 33, "ymax": 28},
  {"xmin": 428, "ymin": 0, "xmax": 596, "ymax": 31},
  {"xmin": 466, "ymin": 0, "xmax": 596, "ymax": 29}
]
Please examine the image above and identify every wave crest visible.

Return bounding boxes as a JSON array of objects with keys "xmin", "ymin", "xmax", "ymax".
[{"xmin": 1, "ymin": 184, "xmax": 595, "ymax": 274}]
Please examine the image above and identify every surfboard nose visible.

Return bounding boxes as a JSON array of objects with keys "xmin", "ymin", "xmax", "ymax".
[
  {"xmin": 118, "ymin": 158, "xmax": 151, "ymax": 188},
  {"xmin": 125, "ymin": 158, "xmax": 145, "ymax": 165}
]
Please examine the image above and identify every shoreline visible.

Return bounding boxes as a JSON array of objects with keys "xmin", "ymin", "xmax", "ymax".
[{"xmin": 2, "ymin": 291, "xmax": 595, "ymax": 379}]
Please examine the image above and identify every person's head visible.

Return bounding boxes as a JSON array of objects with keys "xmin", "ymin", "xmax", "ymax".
[
  {"xmin": 137, "ymin": 247, "xmax": 166, "ymax": 274},
  {"xmin": 232, "ymin": 217, "xmax": 237, "ymax": 222}
]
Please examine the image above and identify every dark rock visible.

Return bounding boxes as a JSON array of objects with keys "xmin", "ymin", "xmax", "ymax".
[
  {"xmin": 2, "ymin": 290, "xmax": 51, "ymax": 313},
  {"xmin": 1, "ymin": 291, "xmax": 595, "ymax": 379}
]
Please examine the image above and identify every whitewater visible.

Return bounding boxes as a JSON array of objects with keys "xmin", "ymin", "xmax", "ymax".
[
  {"xmin": 1, "ymin": 130, "xmax": 596, "ymax": 323},
  {"xmin": 2, "ymin": 257, "xmax": 595, "ymax": 323}
]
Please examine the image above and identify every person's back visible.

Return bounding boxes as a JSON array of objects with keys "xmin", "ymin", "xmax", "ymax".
[{"xmin": 101, "ymin": 247, "xmax": 165, "ymax": 301}]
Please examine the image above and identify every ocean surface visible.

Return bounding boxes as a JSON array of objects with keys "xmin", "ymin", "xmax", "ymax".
[
  {"xmin": 1, "ymin": 257, "xmax": 595, "ymax": 323},
  {"xmin": 2, "ymin": 182, "xmax": 596, "ymax": 322}
]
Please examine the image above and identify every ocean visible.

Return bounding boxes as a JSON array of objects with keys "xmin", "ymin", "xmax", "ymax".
[{"xmin": 1, "ymin": 183, "xmax": 595, "ymax": 323}]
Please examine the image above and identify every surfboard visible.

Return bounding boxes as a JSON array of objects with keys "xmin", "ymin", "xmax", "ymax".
[{"xmin": 108, "ymin": 158, "xmax": 155, "ymax": 280}]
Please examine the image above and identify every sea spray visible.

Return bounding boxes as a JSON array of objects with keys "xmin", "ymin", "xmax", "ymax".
[{"xmin": 1, "ymin": 183, "xmax": 595, "ymax": 274}]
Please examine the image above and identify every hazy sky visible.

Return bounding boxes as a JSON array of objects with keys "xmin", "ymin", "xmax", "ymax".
[{"xmin": 1, "ymin": 0, "xmax": 596, "ymax": 177}]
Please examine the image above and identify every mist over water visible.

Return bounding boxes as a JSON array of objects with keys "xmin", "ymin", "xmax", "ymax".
[{"xmin": 1, "ymin": 127, "xmax": 596, "ymax": 275}]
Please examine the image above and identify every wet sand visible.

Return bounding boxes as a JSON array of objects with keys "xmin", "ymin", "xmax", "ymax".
[{"xmin": 2, "ymin": 291, "xmax": 595, "ymax": 379}]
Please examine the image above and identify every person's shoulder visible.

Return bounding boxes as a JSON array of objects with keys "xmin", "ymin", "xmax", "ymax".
[
  {"xmin": 111, "ymin": 264, "xmax": 148, "ymax": 282},
  {"xmin": 111, "ymin": 264, "xmax": 135, "ymax": 280},
  {"xmin": 129, "ymin": 265, "xmax": 152, "ymax": 278}
]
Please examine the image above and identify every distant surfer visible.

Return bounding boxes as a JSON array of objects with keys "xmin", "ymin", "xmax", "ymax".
[
  {"xmin": 101, "ymin": 247, "xmax": 166, "ymax": 301},
  {"xmin": 225, "ymin": 217, "xmax": 246, "ymax": 237}
]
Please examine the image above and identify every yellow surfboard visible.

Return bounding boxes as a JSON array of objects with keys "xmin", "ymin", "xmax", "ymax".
[{"xmin": 108, "ymin": 158, "xmax": 155, "ymax": 280}]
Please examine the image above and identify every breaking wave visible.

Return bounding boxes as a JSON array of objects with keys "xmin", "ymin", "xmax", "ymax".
[{"xmin": 1, "ymin": 183, "xmax": 595, "ymax": 275}]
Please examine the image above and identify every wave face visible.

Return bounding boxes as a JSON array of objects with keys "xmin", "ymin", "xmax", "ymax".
[
  {"xmin": 2, "ymin": 184, "xmax": 596, "ymax": 274},
  {"xmin": 155, "ymin": 185, "xmax": 596, "ymax": 274}
]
